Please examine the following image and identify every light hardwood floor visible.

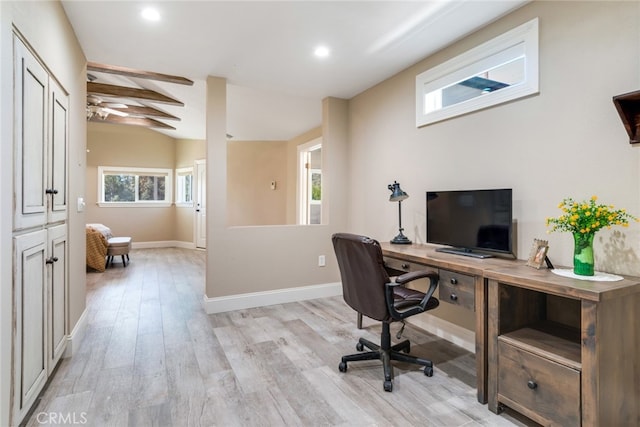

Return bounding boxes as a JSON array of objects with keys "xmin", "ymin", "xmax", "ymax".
[{"xmin": 26, "ymin": 248, "xmax": 534, "ymax": 426}]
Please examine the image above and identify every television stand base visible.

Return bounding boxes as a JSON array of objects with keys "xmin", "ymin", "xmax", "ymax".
[{"xmin": 435, "ymin": 247, "xmax": 494, "ymax": 259}]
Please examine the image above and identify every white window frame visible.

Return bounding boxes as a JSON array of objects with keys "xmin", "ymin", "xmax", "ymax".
[
  {"xmin": 416, "ymin": 18, "xmax": 539, "ymax": 127},
  {"xmin": 175, "ymin": 167, "xmax": 194, "ymax": 207},
  {"xmin": 98, "ymin": 166, "xmax": 173, "ymax": 207},
  {"xmin": 297, "ymin": 138, "xmax": 322, "ymax": 225}
]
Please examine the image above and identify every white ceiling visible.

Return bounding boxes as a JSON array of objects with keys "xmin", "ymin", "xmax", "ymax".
[{"xmin": 61, "ymin": 0, "xmax": 528, "ymax": 141}]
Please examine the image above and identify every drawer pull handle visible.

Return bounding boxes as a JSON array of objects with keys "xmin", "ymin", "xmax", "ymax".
[
  {"xmin": 401, "ymin": 263, "xmax": 409, "ymax": 269},
  {"xmin": 45, "ymin": 256, "xmax": 58, "ymax": 264},
  {"xmin": 45, "ymin": 188, "xmax": 58, "ymax": 195},
  {"xmin": 527, "ymin": 380, "xmax": 537, "ymax": 390},
  {"xmin": 450, "ymin": 294, "xmax": 458, "ymax": 301},
  {"xmin": 450, "ymin": 278, "xmax": 458, "ymax": 285}
]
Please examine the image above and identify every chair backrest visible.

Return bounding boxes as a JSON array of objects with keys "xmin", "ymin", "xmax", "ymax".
[{"xmin": 331, "ymin": 233, "xmax": 391, "ymax": 321}]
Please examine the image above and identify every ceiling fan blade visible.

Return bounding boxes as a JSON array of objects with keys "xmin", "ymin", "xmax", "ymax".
[
  {"xmin": 89, "ymin": 114, "xmax": 176, "ymax": 130},
  {"xmin": 87, "ymin": 94, "xmax": 104, "ymax": 105},
  {"xmin": 102, "ymin": 107, "xmax": 128, "ymax": 117},
  {"xmin": 114, "ymin": 105, "xmax": 180, "ymax": 120}
]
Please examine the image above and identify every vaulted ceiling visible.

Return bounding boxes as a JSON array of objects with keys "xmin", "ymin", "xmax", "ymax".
[{"xmin": 62, "ymin": 1, "xmax": 529, "ymax": 141}]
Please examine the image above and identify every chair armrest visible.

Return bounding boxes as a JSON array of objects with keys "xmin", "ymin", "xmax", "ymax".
[
  {"xmin": 385, "ymin": 270, "xmax": 439, "ymax": 320},
  {"xmin": 395, "ymin": 270, "xmax": 438, "ymax": 285}
]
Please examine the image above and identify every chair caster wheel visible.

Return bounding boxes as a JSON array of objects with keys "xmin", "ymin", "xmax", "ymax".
[
  {"xmin": 383, "ymin": 380, "xmax": 393, "ymax": 392},
  {"xmin": 424, "ymin": 366, "xmax": 434, "ymax": 377},
  {"xmin": 356, "ymin": 342, "xmax": 364, "ymax": 351},
  {"xmin": 339, "ymin": 361, "xmax": 347, "ymax": 372}
]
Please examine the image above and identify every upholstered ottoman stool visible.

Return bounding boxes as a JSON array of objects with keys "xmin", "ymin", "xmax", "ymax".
[{"xmin": 106, "ymin": 236, "xmax": 132, "ymax": 267}]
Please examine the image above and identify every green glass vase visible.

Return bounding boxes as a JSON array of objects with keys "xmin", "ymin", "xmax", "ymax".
[{"xmin": 573, "ymin": 232, "xmax": 595, "ymax": 276}]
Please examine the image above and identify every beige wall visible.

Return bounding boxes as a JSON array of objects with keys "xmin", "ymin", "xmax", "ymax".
[
  {"xmin": 0, "ymin": 2, "xmax": 87, "ymax": 425},
  {"xmin": 86, "ymin": 123, "xmax": 205, "ymax": 244},
  {"xmin": 227, "ymin": 127, "xmax": 322, "ymax": 227},
  {"xmin": 206, "ymin": 79, "xmax": 348, "ymax": 296},
  {"xmin": 86, "ymin": 123, "xmax": 177, "ymax": 242},
  {"xmin": 348, "ymin": 1, "xmax": 640, "ymax": 328},
  {"xmin": 227, "ymin": 140, "xmax": 288, "ymax": 226},
  {"xmin": 176, "ymin": 137, "xmax": 206, "ymax": 168}
]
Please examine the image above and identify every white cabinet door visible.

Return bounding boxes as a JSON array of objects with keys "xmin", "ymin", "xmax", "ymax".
[
  {"xmin": 48, "ymin": 80, "xmax": 68, "ymax": 224},
  {"xmin": 13, "ymin": 36, "xmax": 48, "ymax": 231},
  {"xmin": 13, "ymin": 230, "xmax": 48, "ymax": 421},
  {"xmin": 47, "ymin": 224, "xmax": 67, "ymax": 370}
]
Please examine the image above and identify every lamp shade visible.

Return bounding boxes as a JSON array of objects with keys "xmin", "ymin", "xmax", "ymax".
[{"xmin": 388, "ymin": 181, "xmax": 408, "ymax": 202}]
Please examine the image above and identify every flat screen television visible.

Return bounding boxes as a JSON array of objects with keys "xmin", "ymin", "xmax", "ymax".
[{"xmin": 426, "ymin": 188, "xmax": 513, "ymax": 258}]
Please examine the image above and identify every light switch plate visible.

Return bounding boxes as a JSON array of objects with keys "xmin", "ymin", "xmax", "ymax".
[{"xmin": 77, "ymin": 197, "xmax": 85, "ymax": 212}]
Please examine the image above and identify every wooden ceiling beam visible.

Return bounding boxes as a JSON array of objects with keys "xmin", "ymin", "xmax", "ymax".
[
  {"xmin": 87, "ymin": 82, "xmax": 184, "ymax": 106},
  {"xmin": 89, "ymin": 115, "xmax": 176, "ymax": 130},
  {"xmin": 88, "ymin": 62, "xmax": 194, "ymax": 86},
  {"xmin": 112, "ymin": 105, "xmax": 180, "ymax": 121}
]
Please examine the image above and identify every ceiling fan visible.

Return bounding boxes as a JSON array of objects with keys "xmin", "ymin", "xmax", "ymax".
[
  {"xmin": 86, "ymin": 92, "xmax": 129, "ymax": 120},
  {"xmin": 85, "ymin": 62, "xmax": 193, "ymax": 130}
]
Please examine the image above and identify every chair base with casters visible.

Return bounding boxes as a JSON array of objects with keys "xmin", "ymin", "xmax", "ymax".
[
  {"xmin": 339, "ymin": 321, "xmax": 434, "ymax": 392},
  {"xmin": 332, "ymin": 233, "xmax": 440, "ymax": 392}
]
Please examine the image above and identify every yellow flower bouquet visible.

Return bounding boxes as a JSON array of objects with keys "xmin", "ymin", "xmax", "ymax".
[{"xmin": 546, "ymin": 196, "xmax": 637, "ymax": 276}]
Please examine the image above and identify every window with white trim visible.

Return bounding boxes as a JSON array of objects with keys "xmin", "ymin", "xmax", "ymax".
[
  {"xmin": 297, "ymin": 138, "xmax": 322, "ymax": 225},
  {"xmin": 175, "ymin": 167, "xmax": 193, "ymax": 207},
  {"xmin": 416, "ymin": 18, "xmax": 538, "ymax": 127},
  {"xmin": 98, "ymin": 166, "xmax": 173, "ymax": 207}
]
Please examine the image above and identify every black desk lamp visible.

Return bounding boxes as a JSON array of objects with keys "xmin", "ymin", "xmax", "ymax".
[{"xmin": 388, "ymin": 181, "xmax": 411, "ymax": 244}]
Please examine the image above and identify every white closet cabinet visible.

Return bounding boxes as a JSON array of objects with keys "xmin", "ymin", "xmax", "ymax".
[
  {"xmin": 13, "ymin": 231, "xmax": 47, "ymax": 423},
  {"xmin": 13, "ymin": 35, "xmax": 68, "ymax": 231},
  {"xmin": 12, "ymin": 33, "xmax": 69, "ymax": 425}
]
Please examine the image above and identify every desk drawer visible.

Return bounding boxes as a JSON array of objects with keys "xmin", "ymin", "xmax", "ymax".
[
  {"xmin": 383, "ymin": 257, "xmax": 426, "ymax": 275},
  {"xmin": 438, "ymin": 269, "xmax": 474, "ymax": 310},
  {"xmin": 498, "ymin": 339, "xmax": 580, "ymax": 427}
]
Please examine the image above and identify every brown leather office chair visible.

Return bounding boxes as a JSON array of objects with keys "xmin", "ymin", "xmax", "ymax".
[{"xmin": 332, "ymin": 233, "xmax": 440, "ymax": 392}]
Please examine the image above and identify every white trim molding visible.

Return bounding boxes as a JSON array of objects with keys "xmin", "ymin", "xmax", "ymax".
[
  {"xmin": 203, "ymin": 282, "xmax": 342, "ymax": 314},
  {"xmin": 63, "ymin": 308, "xmax": 88, "ymax": 358},
  {"xmin": 132, "ymin": 240, "xmax": 195, "ymax": 249}
]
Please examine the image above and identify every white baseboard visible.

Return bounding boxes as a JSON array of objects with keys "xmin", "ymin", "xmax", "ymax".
[
  {"xmin": 132, "ymin": 240, "xmax": 195, "ymax": 249},
  {"xmin": 203, "ymin": 282, "xmax": 342, "ymax": 314},
  {"xmin": 407, "ymin": 313, "xmax": 475, "ymax": 353},
  {"xmin": 63, "ymin": 308, "xmax": 88, "ymax": 358}
]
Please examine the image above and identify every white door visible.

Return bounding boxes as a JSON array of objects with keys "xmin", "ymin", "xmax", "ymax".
[{"xmin": 194, "ymin": 159, "xmax": 206, "ymax": 249}]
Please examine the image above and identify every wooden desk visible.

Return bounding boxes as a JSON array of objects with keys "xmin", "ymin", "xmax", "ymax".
[
  {"xmin": 380, "ymin": 242, "xmax": 520, "ymax": 403},
  {"xmin": 484, "ymin": 265, "xmax": 640, "ymax": 426}
]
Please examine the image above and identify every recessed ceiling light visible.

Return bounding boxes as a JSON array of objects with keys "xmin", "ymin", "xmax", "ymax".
[
  {"xmin": 314, "ymin": 46, "xmax": 330, "ymax": 58},
  {"xmin": 141, "ymin": 7, "xmax": 161, "ymax": 22}
]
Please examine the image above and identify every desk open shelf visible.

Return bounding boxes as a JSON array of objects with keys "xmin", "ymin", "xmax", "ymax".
[
  {"xmin": 499, "ymin": 322, "xmax": 581, "ymax": 370},
  {"xmin": 486, "ymin": 265, "xmax": 640, "ymax": 426}
]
